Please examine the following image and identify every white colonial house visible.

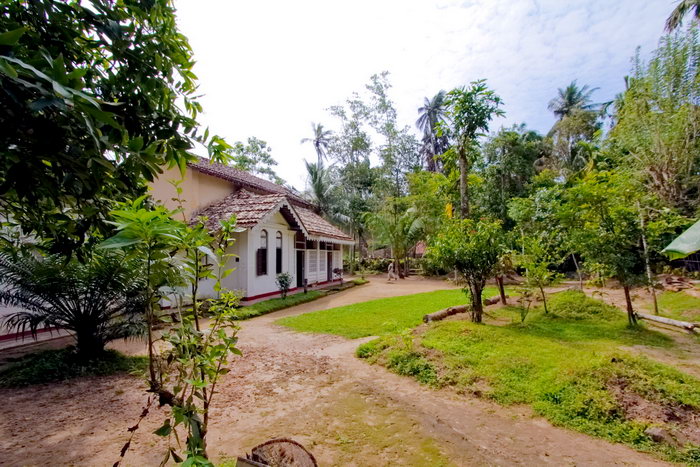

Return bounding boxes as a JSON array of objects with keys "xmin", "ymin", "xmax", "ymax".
[{"xmin": 151, "ymin": 158, "xmax": 354, "ymax": 303}]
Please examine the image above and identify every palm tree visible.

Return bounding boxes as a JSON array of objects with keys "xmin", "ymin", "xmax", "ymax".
[
  {"xmin": 666, "ymin": 0, "xmax": 700, "ymax": 32},
  {"xmin": 416, "ymin": 90, "xmax": 448, "ymax": 171},
  {"xmin": 301, "ymin": 122, "xmax": 333, "ymax": 167},
  {"xmin": 304, "ymin": 160, "xmax": 350, "ymax": 228},
  {"xmin": 0, "ymin": 252, "xmax": 146, "ymax": 358},
  {"xmin": 547, "ymin": 81, "xmax": 599, "ymax": 120}
]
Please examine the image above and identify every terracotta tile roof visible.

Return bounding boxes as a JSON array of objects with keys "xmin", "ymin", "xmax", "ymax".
[
  {"xmin": 189, "ymin": 157, "xmax": 310, "ymax": 207},
  {"xmin": 193, "ymin": 190, "xmax": 286, "ymax": 231},
  {"xmin": 192, "ymin": 190, "xmax": 353, "ymax": 243},
  {"xmin": 296, "ymin": 207, "xmax": 353, "ymax": 242}
]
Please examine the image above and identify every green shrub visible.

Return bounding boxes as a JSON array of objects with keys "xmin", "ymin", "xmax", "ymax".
[
  {"xmin": 548, "ymin": 290, "xmax": 620, "ymax": 321},
  {"xmin": 386, "ymin": 350, "xmax": 438, "ymax": 385},
  {"xmin": 0, "ymin": 348, "xmax": 147, "ymax": 387},
  {"xmin": 275, "ymin": 272, "xmax": 292, "ymax": 299},
  {"xmin": 356, "ymin": 336, "xmax": 393, "ymax": 359},
  {"xmin": 351, "ymin": 278, "xmax": 369, "ymax": 286}
]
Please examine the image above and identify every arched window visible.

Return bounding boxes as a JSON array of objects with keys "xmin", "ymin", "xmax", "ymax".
[
  {"xmin": 257, "ymin": 229, "xmax": 268, "ymax": 276},
  {"xmin": 275, "ymin": 231, "xmax": 283, "ymax": 274}
]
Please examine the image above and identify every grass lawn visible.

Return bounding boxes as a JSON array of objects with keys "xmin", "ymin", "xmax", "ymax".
[
  {"xmin": 277, "ymin": 287, "xmax": 502, "ymax": 338},
  {"xmin": 357, "ymin": 290, "xmax": 700, "ymax": 464},
  {"xmin": 645, "ymin": 290, "xmax": 700, "ymax": 321},
  {"xmin": 232, "ymin": 279, "xmax": 368, "ymax": 321},
  {"xmin": 0, "ymin": 348, "xmax": 147, "ymax": 387}
]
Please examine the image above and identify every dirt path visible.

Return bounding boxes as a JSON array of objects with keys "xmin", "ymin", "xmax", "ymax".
[{"xmin": 0, "ymin": 277, "xmax": 670, "ymax": 466}]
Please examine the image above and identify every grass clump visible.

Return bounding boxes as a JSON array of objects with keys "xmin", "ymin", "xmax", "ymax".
[
  {"xmin": 0, "ymin": 348, "xmax": 147, "ymax": 387},
  {"xmin": 351, "ymin": 277, "xmax": 369, "ymax": 285},
  {"xmin": 358, "ymin": 292, "xmax": 700, "ymax": 463},
  {"xmin": 278, "ymin": 288, "xmax": 499, "ymax": 338},
  {"xmin": 234, "ymin": 291, "xmax": 324, "ymax": 320},
  {"xmin": 647, "ymin": 290, "xmax": 700, "ymax": 321},
  {"xmin": 547, "ymin": 289, "xmax": 620, "ymax": 320}
]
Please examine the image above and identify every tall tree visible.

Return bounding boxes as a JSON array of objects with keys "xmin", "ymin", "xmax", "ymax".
[
  {"xmin": 610, "ymin": 26, "xmax": 700, "ymax": 214},
  {"xmin": 547, "ymin": 81, "xmax": 598, "ymax": 120},
  {"xmin": 0, "ymin": 0, "xmax": 230, "ymax": 255},
  {"xmin": 666, "ymin": 0, "xmax": 700, "ymax": 32},
  {"xmin": 416, "ymin": 90, "xmax": 449, "ymax": 172},
  {"xmin": 549, "ymin": 109, "xmax": 600, "ymax": 175},
  {"xmin": 442, "ymin": 80, "xmax": 504, "ymax": 218},
  {"xmin": 304, "ymin": 160, "xmax": 339, "ymax": 220},
  {"xmin": 478, "ymin": 124, "xmax": 546, "ymax": 224},
  {"xmin": 230, "ymin": 137, "xmax": 284, "ymax": 184},
  {"xmin": 301, "ymin": 122, "xmax": 333, "ymax": 167}
]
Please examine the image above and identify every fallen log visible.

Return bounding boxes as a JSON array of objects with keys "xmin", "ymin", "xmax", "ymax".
[
  {"xmin": 424, "ymin": 305, "xmax": 469, "ymax": 323},
  {"xmin": 636, "ymin": 312, "xmax": 698, "ymax": 333},
  {"xmin": 484, "ymin": 295, "xmax": 509, "ymax": 306}
]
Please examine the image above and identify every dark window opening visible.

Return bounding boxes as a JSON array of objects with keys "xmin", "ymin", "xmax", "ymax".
[
  {"xmin": 276, "ymin": 231, "xmax": 283, "ymax": 274},
  {"xmin": 257, "ymin": 229, "xmax": 268, "ymax": 276}
]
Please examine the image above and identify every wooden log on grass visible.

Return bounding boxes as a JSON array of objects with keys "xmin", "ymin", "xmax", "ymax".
[
  {"xmin": 484, "ymin": 295, "xmax": 509, "ymax": 306},
  {"xmin": 423, "ymin": 305, "xmax": 469, "ymax": 323},
  {"xmin": 636, "ymin": 312, "xmax": 698, "ymax": 332}
]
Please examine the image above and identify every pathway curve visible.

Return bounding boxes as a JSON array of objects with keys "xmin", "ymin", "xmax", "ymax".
[{"xmin": 0, "ymin": 277, "xmax": 669, "ymax": 466}]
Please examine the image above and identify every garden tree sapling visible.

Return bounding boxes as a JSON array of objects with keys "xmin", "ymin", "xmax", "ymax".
[
  {"xmin": 103, "ymin": 198, "xmax": 242, "ymax": 464},
  {"xmin": 517, "ymin": 235, "xmax": 562, "ymax": 314},
  {"xmin": 429, "ymin": 219, "xmax": 505, "ymax": 323},
  {"xmin": 101, "ymin": 196, "xmax": 180, "ymax": 382}
]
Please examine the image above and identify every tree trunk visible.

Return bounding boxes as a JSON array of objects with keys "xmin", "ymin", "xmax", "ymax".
[
  {"xmin": 496, "ymin": 275, "xmax": 507, "ymax": 304},
  {"xmin": 623, "ymin": 285, "xmax": 638, "ymax": 326},
  {"xmin": 469, "ymin": 281, "xmax": 484, "ymax": 323},
  {"xmin": 571, "ymin": 254, "xmax": 583, "ymax": 290},
  {"xmin": 459, "ymin": 152, "xmax": 469, "ymax": 219},
  {"xmin": 75, "ymin": 328, "xmax": 105, "ymax": 360},
  {"xmin": 638, "ymin": 204, "xmax": 659, "ymax": 315},
  {"xmin": 539, "ymin": 284, "xmax": 548, "ymax": 314}
]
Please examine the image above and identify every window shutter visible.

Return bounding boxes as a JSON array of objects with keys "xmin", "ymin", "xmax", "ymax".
[{"xmin": 257, "ymin": 248, "xmax": 267, "ymax": 276}]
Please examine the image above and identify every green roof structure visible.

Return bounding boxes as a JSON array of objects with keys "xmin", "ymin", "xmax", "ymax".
[{"xmin": 662, "ymin": 220, "xmax": 700, "ymax": 260}]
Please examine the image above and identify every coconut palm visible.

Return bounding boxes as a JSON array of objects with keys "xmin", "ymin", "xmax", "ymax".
[
  {"xmin": 416, "ymin": 90, "xmax": 449, "ymax": 171},
  {"xmin": 547, "ymin": 81, "xmax": 599, "ymax": 120},
  {"xmin": 0, "ymin": 251, "xmax": 146, "ymax": 358},
  {"xmin": 301, "ymin": 122, "xmax": 333, "ymax": 167},
  {"xmin": 666, "ymin": 0, "xmax": 700, "ymax": 32}
]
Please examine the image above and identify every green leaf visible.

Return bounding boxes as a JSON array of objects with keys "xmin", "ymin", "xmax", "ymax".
[
  {"xmin": 153, "ymin": 420, "xmax": 172, "ymax": 437},
  {"xmin": 0, "ymin": 58, "xmax": 17, "ymax": 78},
  {"xmin": 0, "ymin": 27, "xmax": 26, "ymax": 46}
]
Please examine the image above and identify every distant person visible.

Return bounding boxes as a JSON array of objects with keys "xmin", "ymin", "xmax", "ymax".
[{"xmin": 387, "ymin": 260, "xmax": 398, "ymax": 282}]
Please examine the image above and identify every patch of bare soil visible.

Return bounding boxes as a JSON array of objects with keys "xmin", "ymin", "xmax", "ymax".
[
  {"xmin": 609, "ymin": 377, "xmax": 700, "ymax": 446},
  {"xmin": 0, "ymin": 277, "xmax": 672, "ymax": 466}
]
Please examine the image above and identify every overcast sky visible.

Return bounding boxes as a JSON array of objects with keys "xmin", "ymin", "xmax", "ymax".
[{"xmin": 174, "ymin": 0, "xmax": 673, "ymax": 191}]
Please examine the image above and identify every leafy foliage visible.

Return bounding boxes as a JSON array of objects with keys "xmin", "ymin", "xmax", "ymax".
[
  {"xmin": 0, "ymin": 348, "xmax": 147, "ymax": 388},
  {"xmin": 0, "ymin": 251, "xmax": 146, "ymax": 358},
  {"xmin": 275, "ymin": 272, "xmax": 292, "ymax": 299},
  {"xmin": 0, "ymin": 0, "xmax": 231, "ymax": 254},
  {"xmin": 428, "ymin": 219, "xmax": 506, "ymax": 322},
  {"xmin": 610, "ymin": 27, "xmax": 700, "ymax": 214}
]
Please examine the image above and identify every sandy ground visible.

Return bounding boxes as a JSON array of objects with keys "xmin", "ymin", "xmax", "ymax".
[{"xmin": 0, "ymin": 276, "xmax": 672, "ymax": 466}]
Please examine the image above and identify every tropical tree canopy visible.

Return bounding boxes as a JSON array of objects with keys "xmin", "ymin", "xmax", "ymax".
[
  {"xmin": 547, "ymin": 80, "xmax": 599, "ymax": 119},
  {"xmin": 0, "ymin": 0, "xmax": 231, "ymax": 255}
]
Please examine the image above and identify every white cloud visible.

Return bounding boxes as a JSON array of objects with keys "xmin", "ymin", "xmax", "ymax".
[{"xmin": 174, "ymin": 0, "xmax": 672, "ymax": 190}]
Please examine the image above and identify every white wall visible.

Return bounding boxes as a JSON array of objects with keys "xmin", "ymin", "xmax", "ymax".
[{"xmin": 245, "ymin": 212, "xmax": 297, "ymax": 298}]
